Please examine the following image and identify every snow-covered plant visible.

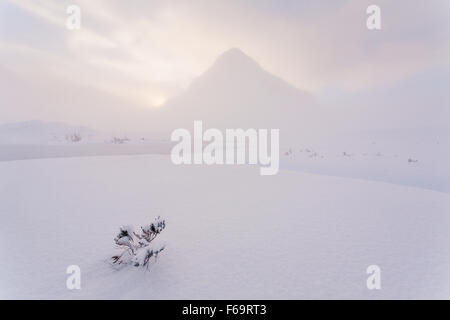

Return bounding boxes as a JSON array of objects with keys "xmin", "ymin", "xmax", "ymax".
[{"xmin": 111, "ymin": 216, "xmax": 166, "ymax": 268}]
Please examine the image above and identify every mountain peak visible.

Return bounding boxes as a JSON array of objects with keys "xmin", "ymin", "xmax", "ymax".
[
  {"xmin": 219, "ymin": 47, "xmax": 250, "ymax": 58},
  {"xmin": 212, "ymin": 47, "xmax": 261, "ymax": 71}
]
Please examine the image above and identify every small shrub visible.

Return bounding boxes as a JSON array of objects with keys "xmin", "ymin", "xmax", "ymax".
[{"xmin": 111, "ymin": 216, "xmax": 166, "ymax": 269}]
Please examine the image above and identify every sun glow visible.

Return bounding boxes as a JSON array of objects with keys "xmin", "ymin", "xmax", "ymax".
[{"xmin": 150, "ymin": 95, "xmax": 168, "ymax": 108}]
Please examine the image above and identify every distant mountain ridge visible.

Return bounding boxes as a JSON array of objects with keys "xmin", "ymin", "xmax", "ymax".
[{"xmin": 0, "ymin": 120, "xmax": 97, "ymax": 144}]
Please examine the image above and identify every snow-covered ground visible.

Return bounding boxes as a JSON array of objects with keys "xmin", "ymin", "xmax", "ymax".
[
  {"xmin": 1, "ymin": 154, "xmax": 450, "ymax": 299},
  {"xmin": 0, "ymin": 120, "xmax": 167, "ymax": 146},
  {"xmin": 0, "ymin": 120, "xmax": 172, "ymax": 162},
  {"xmin": 280, "ymin": 133, "xmax": 450, "ymax": 193}
]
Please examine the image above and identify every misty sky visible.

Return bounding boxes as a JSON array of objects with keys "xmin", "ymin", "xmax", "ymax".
[{"xmin": 0, "ymin": 0, "xmax": 449, "ymax": 129}]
